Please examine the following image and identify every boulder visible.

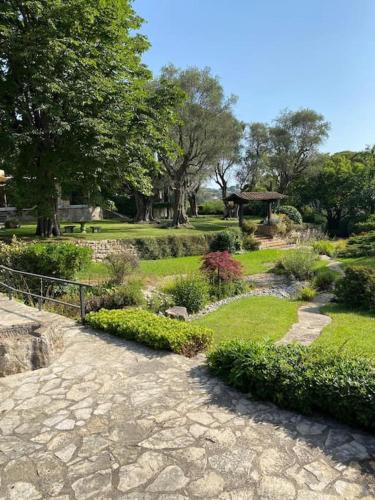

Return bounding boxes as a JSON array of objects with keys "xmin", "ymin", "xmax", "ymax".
[
  {"xmin": 165, "ymin": 306, "xmax": 189, "ymax": 321},
  {"xmin": 0, "ymin": 321, "xmax": 64, "ymax": 377}
]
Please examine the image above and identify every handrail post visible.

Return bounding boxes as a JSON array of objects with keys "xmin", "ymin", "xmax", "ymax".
[
  {"xmin": 79, "ymin": 285, "xmax": 86, "ymax": 321},
  {"xmin": 38, "ymin": 277, "xmax": 43, "ymax": 311},
  {"xmin": 6, "ymin": 269, "xmax": 12, "ymax": 301}
]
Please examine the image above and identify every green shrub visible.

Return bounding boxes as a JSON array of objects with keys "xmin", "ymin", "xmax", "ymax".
[
  {"xmin": 241, "ymin": 220, "xmax": 257, "ymax": 235},
  {"xmin": 242, "ymin": 235, "xmax": 260, "ymax": 251},
  {"xmin": 209, "ymin": 230, "xmax": 242, "ymax": 253},
  {"xmin": 133, "ymin": 234, "xmax": 215, "ymax": 260},
  {"xmin": 277, "ymin": 205, "xmax": 302, "ymax": 225},
  {"xmin": 207, "ymin": 340, "xmax": 375, "ymax": 431},
  {"xmin": 86, "ymin": 279, "xmax": 145, "ymax": 312},
  {"xmin": 279, "ymin": 247, "xmax": 319, "ymax": 280},
  {"xmin": 147, "ymin": 291, "xmax": 175, "ymax": 314},
  {"xmin": 351, "ymin": 215, "xmax": 375, "ymax": 235},
  {"xmin": 210, "ymin": 279, "xmax": 249, "ymax": 300},
  {"xmin": 339, "ymin": 231, "xmax": 375, "ymax": 258},
  {"xmin": 312, "ymin": 239, "xmax": 336, "ymax": 257},
  {"xmin": 199, "ymin": 199, "xmax": 225, "ymax": 215},
  {"xmin": 170, "ymin": 275, "xmax": 210, "ymax": 313},
  {"xmin": 297, "ymin": 286, "xmax": 316, "ymax": 301},
  {"xmin": 86, "ymin": 308, "xmax": 213, "ymax": 356},
  {"xmin": 8, "ymin": 242, "xmax": 91, "ymax": 279},
  {"xmin": 105, "ymin": 250, "xmax": 139, "ymax": 284},
  {"xmin": 313, "ymin": 268, "xmax": 338, "ymax": 291},
  {"xmin": 335, "ymin": 266, "xmax": 375, "ymax": 311}
]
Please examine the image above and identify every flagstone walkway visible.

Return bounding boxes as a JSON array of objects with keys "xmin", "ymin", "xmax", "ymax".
[{"xmin": 0, "ymin": 295, "xmax": 375, "ymax": 499}]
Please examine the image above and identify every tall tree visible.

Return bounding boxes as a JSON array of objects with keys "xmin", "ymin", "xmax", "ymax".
[
  {"xmin": 159, "ymin": 65, "xmax": 237, "ymax": 226},
  {"xmin": 268, "ymin": 109, "xmax": 330, "ymax": 193},
  {"xmin": 295, "ymin": 151, "xmax": 375, "ymax": 234},
  {"xmin": 212, "ymin": 113, "xmax": 244, "ymax": 217},
  {"xmin": 0, "ymin": 0, "xmax": 178, "ymax": 236},
  {"xmin": 236, "ymin": 122, "xmax": 269, "ymax": 191}
]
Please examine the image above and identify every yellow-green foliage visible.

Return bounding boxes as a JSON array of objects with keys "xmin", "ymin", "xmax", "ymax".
[{"xmin": 86, "ymin": 308, "xmax": 213, "ymax": 357}]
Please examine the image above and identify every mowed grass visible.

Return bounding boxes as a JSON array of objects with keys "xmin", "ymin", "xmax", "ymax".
[
  {"xmin": 193, "ymin": 296, "xmax": 301, "ymax": 346},
  {"xmin": 0, "ymin": 216, "xmax": 255, "ymax": 240},
  {"xmin": 314, "ymin": 304, "xmax": 375, "ymax": 360},
  {"xmin": 77, "ymin": 248, "xmax": 287, "ymax": 282}
]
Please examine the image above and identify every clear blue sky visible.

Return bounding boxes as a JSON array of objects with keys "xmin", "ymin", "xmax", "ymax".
[{"xmin": 134, "ymin": 0, "xmax": 375, "ymax": 153}]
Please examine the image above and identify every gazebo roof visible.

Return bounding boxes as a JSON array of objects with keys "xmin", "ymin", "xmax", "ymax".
[{"xmin": 225, "ymin": 191, "xmax": 286, "ymax": 203}]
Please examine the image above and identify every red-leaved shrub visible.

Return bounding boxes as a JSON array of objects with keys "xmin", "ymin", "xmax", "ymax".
[{"xmin": 201, "ymin": 251, "xmax": 244, "ymax": 284}]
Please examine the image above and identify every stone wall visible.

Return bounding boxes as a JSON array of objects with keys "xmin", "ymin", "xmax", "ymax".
[{"xmin": 73, "ymin": 239, "xmax": 137, "ymax": 261}]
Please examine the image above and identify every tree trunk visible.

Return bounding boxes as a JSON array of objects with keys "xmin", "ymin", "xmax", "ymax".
[
  {"xmin": 172, "ymin": 186, "xmax": 189, "ymax": 226},
  {"xmin": 326, "ymin": 208, "xmax": 342, "ymax": 236},
  {"xmin": 134, "ymin": 193, "xmax": 154, "ymax": 223},
  {"xmin": 35, "ymin": 198, "xmax": 61, "ymax": 237},
  {"xmin": 220, "ymin": 184, "xmax": 230, "ymax": 219},
  {"xmin": 188, "ymin": 192, "xmax": 199, "ymax": 217}
]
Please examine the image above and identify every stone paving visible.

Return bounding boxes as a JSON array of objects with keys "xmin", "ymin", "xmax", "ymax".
[
  {"xmin": 1, "ymin": 295, "xmax": 375, "ymax": 499},
  {"xmin": 277, "ymin": 293, "xmax": 333, "ymax": 346}
]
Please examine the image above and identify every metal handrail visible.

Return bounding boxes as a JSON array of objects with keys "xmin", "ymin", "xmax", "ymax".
[{"xmin": 0, "ymin": 264, "xmax": 92, "ymax": 319}]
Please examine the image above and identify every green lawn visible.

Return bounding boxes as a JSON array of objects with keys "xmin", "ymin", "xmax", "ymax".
[
  {"xmin": 0, "ymin": 216, "xmax": 255, "ymax": 240},
  {"xmin": 77, "ymin": 248, "xmax": 286, "ymax": 282},
  {"xmin": 339, "ymin": 255, "xmax": 375, "ymax": 269},
  {"xmin": 314, "ymin": 304, "xmax": 375, "ymax": 360},
  {"xmin": 193, "ymin": 296, "xmax": 301, "ymax": 346}
]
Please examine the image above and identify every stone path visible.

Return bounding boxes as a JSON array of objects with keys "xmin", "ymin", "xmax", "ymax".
[
  {"xmin": 1, "ymin": 296, "xmax": 375, "ymax": 499},
  {"xmin": 277, "ymin": 293, "xmax": 333, "ymax": 346}
]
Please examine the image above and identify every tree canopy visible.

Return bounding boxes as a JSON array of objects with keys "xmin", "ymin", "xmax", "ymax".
[{"xmin": 0, "ymin": 0, "xmax": 180, "ymax": 235}]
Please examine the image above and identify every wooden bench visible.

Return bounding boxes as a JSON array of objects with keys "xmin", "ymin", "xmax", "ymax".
[
  {"xmin": 90, "ymin": 226, "xmax": 102, "ymax": 233},
  {"xmin": 63, "ymin": 225, "xmax": 76, "ymax": 234}
]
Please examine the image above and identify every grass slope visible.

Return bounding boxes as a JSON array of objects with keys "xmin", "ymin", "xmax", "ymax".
[
  {"xmin": 77, "ymin": 248, "xmax": 286, "ymax": 282},
  {"xmin": 194, "ymin": 296, "xmax": 301, "ymax": 346},
  {"xmin": 0, "ymin": 216, "xmax": 257, "ymax": 240},
  {"xmin": 314, "ymin": 304, "xmax": 375, "ymax": 360}
]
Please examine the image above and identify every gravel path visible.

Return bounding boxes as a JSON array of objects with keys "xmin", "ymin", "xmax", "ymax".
[{"xmin": 1, "ymin": 295, "xmax": 375, "ymax": 498}]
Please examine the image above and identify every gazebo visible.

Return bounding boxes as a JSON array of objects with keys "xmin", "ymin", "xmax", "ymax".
[{"xmin": 225, "ymin": 191, "xmax": 286, "ymax": 226}]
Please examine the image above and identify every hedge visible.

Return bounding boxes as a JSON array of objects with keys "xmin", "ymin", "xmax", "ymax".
[
  {"xmin": 131, "ymin": 234, "xmax": 217, "ymax": 260},
  {"xmin": 86, "ymin": 308, "xmax": 213, "ymax": 357},
  {"xmin": 208, "ymin": 340, "xmax": 375, "ymax": 432}
]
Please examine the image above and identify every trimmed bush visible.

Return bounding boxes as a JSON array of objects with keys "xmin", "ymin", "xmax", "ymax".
[
  {"xmin": 133, "ymin": 234, "xmax": 216, "ymax": 260},
  {"xmin": 243, "ymin": 235, "xmax": 260, "ymax": 251},
  {"xmin": 335, "ymin": 266, "xmax": 375, "ymax": 311},
  {"xmin": 351, "ymin": 215, "xmax": 375, "ymax": 235},
  {"xmin": 277, "ymin": 205, "xmax": 302, "ymax": 225},
  {"xmin": 338, "ymin": 232, "xmax": 375, "ymax": 258},
  {"xmin": 209, "ymin": 230, "xmax": 242, "ymax": 254},
  {"xmin": 86, "ymin": 308, "xmax": 213, "ymax": 356},
  {"xmin": 241, "ymin": 220, "xmax": 257, "ymax": 235},
  {"xmin": 170, "ymin": 275, "xmax": 210, "ymax": 313},
  {"xmin": 297, "ymin": 286, "xmax": 316, "ymax": 301},
  {"xmin": 207, "ymin": 340, "xmax": 375, "ymax": 431},
  {"xmin": 278, "ymin": 247, "xmax": 319, "ymax": 280},
  {"xmin": 313, "ymin": 268, "xmax": 338, "ymax": 291}
]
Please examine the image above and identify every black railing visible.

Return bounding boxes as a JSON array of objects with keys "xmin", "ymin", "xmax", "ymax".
[{"xmin": 0, "ymin": 264, "xmax": 91, "ymax": 319}]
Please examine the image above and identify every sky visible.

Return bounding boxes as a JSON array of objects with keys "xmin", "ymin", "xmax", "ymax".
[{"xmin": 133, "ymin": 0, "xmax": 375, "ymax": 153}]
